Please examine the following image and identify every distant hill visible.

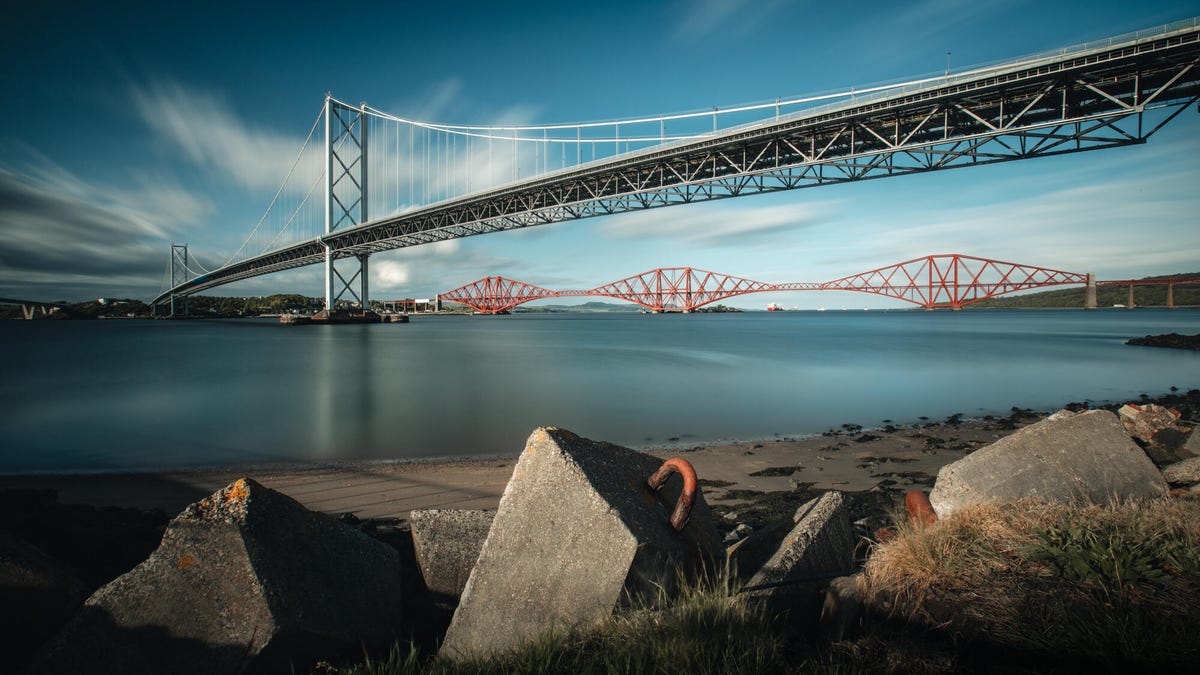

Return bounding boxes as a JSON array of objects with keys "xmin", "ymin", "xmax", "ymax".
[{"xmin": 971, "ymin": 273, "xmax": 1200, "ymax": 309}]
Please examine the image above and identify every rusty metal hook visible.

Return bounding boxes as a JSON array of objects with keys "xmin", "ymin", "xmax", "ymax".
[
  {"xmin": 905, "ymin": 490, "xmax": 937, "ymax": 527},
  {"xmin": 647, "ymin": 457, "xmax": 698, "ymax": 532}
]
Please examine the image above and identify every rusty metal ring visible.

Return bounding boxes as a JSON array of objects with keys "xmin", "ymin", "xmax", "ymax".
[{"xmin": 647, "ymin": 457, "xmax": 698, "ymax": 532}]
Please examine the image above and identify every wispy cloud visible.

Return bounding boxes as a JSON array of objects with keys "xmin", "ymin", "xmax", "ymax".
[
  {"xmin": 890, "ymin": 0, "xmax": 1027, "ymax": 49},
  {"xmin": 598, "ymin": 199, "xmax": 840, "ymax": 247},
  {"xmin": 670, "ymin": 0, "xmax": 789, "ymax": 41},
  {"xmin": 131, "ymin": 80, "xmax": 311, "ymax": 191},
  {"xmin": 0, "ymin": 150, "xmax": 213, "ymax": 300}
]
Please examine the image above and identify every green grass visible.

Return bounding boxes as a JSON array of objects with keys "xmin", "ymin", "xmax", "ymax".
[
  {"xmin": 324, "ymin": 571, "xmax": 787, "ymax": 675},
  {"xmin": 861, "ymin": 497, "xmax": 1200, "ymax": 670}
]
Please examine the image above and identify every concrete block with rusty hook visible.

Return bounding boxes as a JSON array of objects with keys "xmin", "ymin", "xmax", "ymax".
[{"xmin": 440, "ymin": 427, "xmax": 723, "ymax": 661}]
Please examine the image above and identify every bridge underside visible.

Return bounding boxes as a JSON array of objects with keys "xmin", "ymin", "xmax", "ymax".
[{"xmin": 154, "ymin": 22, "xmax": 1200, "ymax": 306}]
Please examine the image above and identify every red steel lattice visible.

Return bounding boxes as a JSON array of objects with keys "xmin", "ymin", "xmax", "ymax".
[
  {"xmin": 439, "ymin": 276, "xmax": 557, "ymax": 314},
  {"xmin": 820, "ymin": 254, "xmax": 1088, "ymax": 308},
  {"xmin": 589, "ymin": 267, "xmax": 777, "ymax": 312},
  {"xmin": 438, "ymin": 255, "xmax": 1099, "ymax": 312}
]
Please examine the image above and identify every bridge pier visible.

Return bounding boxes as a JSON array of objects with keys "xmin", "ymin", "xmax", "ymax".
[
  {"xmin": 1168, "ymin": 282, "xmax": 1175, "ymax": 309},
  {"xmin": 360, "ymin": 254, "xmax": 369, "ymax": 310},
  {"xmin": 169, "ymin": 244, "xmax": 190, "ymax": 318},
  {"xmin": 1128, "ymin": 283, "xmax": 1136, "ymax": 309},
  {"xmin": 1085, "ymin": 273, "xmax": 1097, "ymax": 310},
  {"xmin": 322, "ymin": 96, "xmax": 370, "ymax": 312},
  {"xmin": 325, "ymin": 253, "xmax": 370, "ymax": 310}
]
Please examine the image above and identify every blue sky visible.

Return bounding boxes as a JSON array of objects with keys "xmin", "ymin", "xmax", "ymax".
[{"xmin": 1, "ymin": 0, "xmax": 1197, "ymax": 308}]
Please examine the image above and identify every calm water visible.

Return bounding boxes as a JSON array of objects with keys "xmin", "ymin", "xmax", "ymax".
[{"xmin": 2, "ymin": 309, "xmax": 1198, "ymax": 474}]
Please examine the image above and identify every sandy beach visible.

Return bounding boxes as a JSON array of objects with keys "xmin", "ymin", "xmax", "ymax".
[{"xmin": 0, "ymin": 412, "xmax": 1047, "ymax": 522}]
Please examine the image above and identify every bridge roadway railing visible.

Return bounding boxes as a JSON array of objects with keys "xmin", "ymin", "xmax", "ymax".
[{"xmin": 153, "ymin": 18, "xmax": 1200, "ymax": 306}]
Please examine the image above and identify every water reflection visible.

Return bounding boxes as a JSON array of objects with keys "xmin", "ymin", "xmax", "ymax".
[{"xmin": 1, "ymin": 310, "xmax": 1197, "ymax": 473}]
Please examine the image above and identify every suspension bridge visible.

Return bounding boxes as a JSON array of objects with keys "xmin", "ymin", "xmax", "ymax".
[{"xmin": 153, "ymin": 18, "xmax": 1200, "ymax": 315}]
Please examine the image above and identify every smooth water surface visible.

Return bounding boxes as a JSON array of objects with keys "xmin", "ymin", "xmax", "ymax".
[{"xmin": 2, "ymin": 309, "xmax": 1198, "ymax": 473}]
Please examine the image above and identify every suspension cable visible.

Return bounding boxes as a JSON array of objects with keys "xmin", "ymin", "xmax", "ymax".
[
  {"xmin": 222, "ymin": 100, "xmax": 325, "ymax": 266},
  {"xmin": 358, "ymin": 75, "xmax": 945, "ymax": 139}
]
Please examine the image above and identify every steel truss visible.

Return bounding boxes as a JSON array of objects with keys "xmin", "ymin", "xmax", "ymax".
[
  {"xmin": 820, "ymin": 254, "xmax": 1087, "ymax": 308},
  {"xmin": 153, "ymin": 21, "xmax": 1200, "ymax": 305},
  {"xmin": 439, "ymin": 255, "xmax": 1091, "ymax": 313},
  {"xmin": 590, "ymin": 268, "xmax": 778, "ymax": 312},
  {"xmin": 439, "ymin": 277, "xmax": 558, "ymax": 314}
]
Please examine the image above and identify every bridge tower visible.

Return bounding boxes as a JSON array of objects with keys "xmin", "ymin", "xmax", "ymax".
[
  {"xmin": 323, "ymin": 95, "xmax": 370, "ymax": 311},
  {"xmin": 170, "ymin": 244, "xmax": 189, "ymax": 318}
]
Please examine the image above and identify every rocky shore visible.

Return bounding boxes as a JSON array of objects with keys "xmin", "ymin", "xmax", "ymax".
[
  {"xmin": 2, "ymin": 387, "xmax": 1198, "ymax": 672},
  {"xmin": 1126, "ymin": 332, "xmax": 1200, "ymax": 350}
]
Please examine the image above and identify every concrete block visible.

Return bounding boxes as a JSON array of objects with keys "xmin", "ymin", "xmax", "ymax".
[
  {"xmin": 930, "ymin": 410, "xmax": 1169, "ymax": 518},
  {"xmin": 1162, "ymin": 457, "xmax": 1200, "ymax": 486},
  {"xmin": 745, "ymin": 492, "xmax": 855, "ymax": 597},
  {"xmin": 725, "ymin": 520, "xmax": 791, "ymax": 580},
  {"xmin": 440, "ymin": 428, "xmax": 723, "ymax": 661},
  {"xmin": 410, "ymin": 509, "xmax": 494, "ymax": 599},
  {"xmin": 33, "ymin": 479, "xmax": 403, "ymax": 675}
]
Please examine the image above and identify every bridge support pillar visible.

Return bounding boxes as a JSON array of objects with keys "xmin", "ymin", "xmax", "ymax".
[
  {"xmin": 169, "ymin": 244, "xmax": 189, "ymax": 318},
  {"xmin": 322, "ymin": 96, "xmax": 370, "ymax": 313},
  {"xmin": 324, "ymin": 245, "xmax": 334, "ymax": 311},
  {"xmin": 1128, "ymin": 283, "xmax": 1135, "ymax": 309},
  {"xmin": 325, "ymin": 252, "xmax": 370, "ymax": 311},
  {"xmin": 1168, "ymin": 283, "xmax": 1175, "ymax": 309},
  {"xmin": 1085, "ymin": 273, "xmax": 1097, "ymax": 310},
  {"xmin": 359, "ymin": 254, "xmax": 370, "ymax": 311}
]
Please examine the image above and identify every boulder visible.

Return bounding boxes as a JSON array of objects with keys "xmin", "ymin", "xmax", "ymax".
[
  {"xmin": 439, "ymin": 428, "xmax": 723, "ymax": 661},
  {"xmin": 1162, "ymin": 457, "xmax": 1200, "ymax": 486},
  {"xmin": 1118, "ymin": 403, "xmax": 1181, "ymax": 443},
  {"xmin": 409, "ymin": 509, "xmax": 494, "ymax": 599},
  {"xmin": 33, "ymin": 478, "xmax": 403, "ymax": 675},
  {"xmin": 1186, "ymin": 427, "xmax": 1200, "ymax": 455},
  {"xmin": 930, "ymin": 410, "xmax": 1169, "ymax": 518},
  {"xmin": 744, "ymin": 492, "xmax": 855, "ymax": 599}
]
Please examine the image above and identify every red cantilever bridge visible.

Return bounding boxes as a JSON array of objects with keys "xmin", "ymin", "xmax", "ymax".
[{"xmin": 439, "ymin": 254, "xmax": 1119, "ymax": 313}]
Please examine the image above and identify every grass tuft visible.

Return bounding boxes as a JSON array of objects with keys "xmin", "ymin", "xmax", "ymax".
[
  {"xmin": 861, "ymin": 497, "xmax": 1200, "ymax": 669},
  {"xmin": 327, "ymin": 568, "xmax": 786, "ymax": 675}
]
